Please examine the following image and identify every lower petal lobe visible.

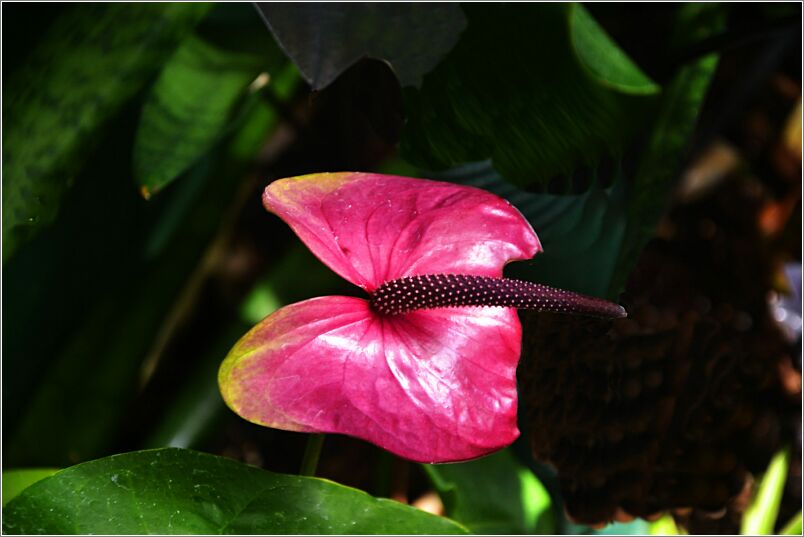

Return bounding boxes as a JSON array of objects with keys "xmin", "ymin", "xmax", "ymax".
[{"xmin": 219, "ymin": 296, "xmax": 521, "ymax": 463}]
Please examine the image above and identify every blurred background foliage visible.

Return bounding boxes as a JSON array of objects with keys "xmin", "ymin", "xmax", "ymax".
[{"xmin": 2, "ymin": 2, "xmax": 801, "ymax": 535}]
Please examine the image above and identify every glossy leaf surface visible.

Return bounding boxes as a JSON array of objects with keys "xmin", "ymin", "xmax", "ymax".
[
  {"xmin": 2, "ymin": 3, "xmax": 210, "ymax": 261},
  {"xmin": 3, "ymin": 448, "xmax": 468, "ymax": 535},
  {"xmin": 255, "ymin": 3, "xmax": 466, "ymax": 89}
]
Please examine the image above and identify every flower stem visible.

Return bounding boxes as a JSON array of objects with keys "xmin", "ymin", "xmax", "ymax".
[{"xmin": 300, "ymin": 433, "xmax": 326, "ymax": 476}]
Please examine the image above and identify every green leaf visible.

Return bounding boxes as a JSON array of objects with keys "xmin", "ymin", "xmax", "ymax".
[
  {"xmin": 781, "ymin": 512, "xmax": 802, "ymax": 535},
  {"xmin": 741, "ymin": 448, "xmax": 791, "ymax": 535},
  {"xmin": 422, "ymin": 448, "xmax": 554, "ymax": 534},
  {"xmin": 2, "ymin": 469, "xmax": 59, "ymax": 507},
  {"xmin": 256, "ymin": 3, "xmax": 466, "ymax": 89},
  {"xmin": 2, "ymin": 3, "xmax": 211, "ymax": 262},
  {"xmin": 134, "ymin": 36, "xmax": 265, "ymax": 196},
  {"xmin": 410, "ymin": 4, "xmax": 721, "ymax": 299},
  {"xmin": 3, "ymin": 448, "xmax": 469, "ymax": 535},
  {"xmin": 401, "ymin": 4, "xmax": 659, "ymax": 189},
  {"xmin": 570, "ymin": 5, "xmax": 660, "ymax": 95}
]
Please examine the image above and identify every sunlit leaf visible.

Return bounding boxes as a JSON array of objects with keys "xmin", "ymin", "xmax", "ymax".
[
  {"xmin": 134, "ymin": 36, "xmax": 268, "ymax": 196},
  {"xmin": 402, "ymin": 4, "xmax": 659, "ymax": 189},
  {"xmin": 741, "ymin": 448, "xmax": 791, "ymax": 535},
  {"xmin": 570, "ymin": 6, "xmax": 660, "ymax": 95},
  {"xmin": 3, "ymin": 449, "xmax": 468, "ymax": 535},
  {"xmin": 256, "ymin": 3, "xmax": 466, "ymax": 89},
  {"xmin": 2, "ymin": 469, "xmax": 59, "ymax": 507},
  {"xmin": 781, "ymin": 511, "xmax": 802, "ymax": 535},
  {"xmin": 422, "ymin": 448, "xmax": 554, "ymax": 534},
  {"xmin": 649, "ymin": 514, "xmax": 686, "ymax": 535},
  {"xmin": 2, "ymin": 3, "xmax": 210, "ymax": 262}
]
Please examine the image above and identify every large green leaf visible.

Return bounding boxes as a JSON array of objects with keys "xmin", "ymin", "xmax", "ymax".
[
  {"xmin": 255, "ymin": 3, "xmax": 466, "ymax": 89},
  {"xmin": 3, "ymin": 448, "xmax": 468, "ymax": 535},
  {"xmin": 134, "ymin": 36, "xmax": 267, "ymax": 196},
  {"xmin": 2, "ymin": 469, "xmax": 59, "ymax": 507},
  {"xmin": 401, "ymin": 4, "xmax": 659, "ymax": 189},
  {"xmin": 2, "ymin": 3, "xmax": 211, "ymax": 262},
  {"xmin": 423, "ymin": 449, "xmax": 554, "ymax": 534}
]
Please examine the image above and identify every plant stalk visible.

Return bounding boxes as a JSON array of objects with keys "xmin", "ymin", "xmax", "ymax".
[{"xmin": 300, "ymin": 433, "xmax": 326, "ymax": 476}]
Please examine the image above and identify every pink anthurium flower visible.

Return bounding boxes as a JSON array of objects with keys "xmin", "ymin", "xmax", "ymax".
[{"xmin": 219, "ymin": 172, "xmax": 625, "ymax": 463}]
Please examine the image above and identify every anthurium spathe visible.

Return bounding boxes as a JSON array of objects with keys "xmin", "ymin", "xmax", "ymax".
[{"xmin": 219, "ymin": 172, "xmax": 625, "ymax": 463}]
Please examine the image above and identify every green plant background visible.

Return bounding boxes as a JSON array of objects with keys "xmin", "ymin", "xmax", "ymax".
[{"xmin": 3, "ymin": 2, "xmax": 800, "ymax": 535}]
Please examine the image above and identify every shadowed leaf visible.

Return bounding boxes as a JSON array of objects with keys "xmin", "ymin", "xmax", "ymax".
[
  {"xmin": 402, "ymin": 4, "xmax": 659, "ymax": 189},
  {"xmin": 255, "ymin": 3, "xmax": 466, "ymax": 89},
  {"xmin": 2, "ymin": 3, "xmax": 211, "ymax": 262}
]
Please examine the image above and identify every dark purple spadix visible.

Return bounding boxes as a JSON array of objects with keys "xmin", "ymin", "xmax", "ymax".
[{"xmin": 370, "ymin": 273, "xmax": 627, "ymax": 319}]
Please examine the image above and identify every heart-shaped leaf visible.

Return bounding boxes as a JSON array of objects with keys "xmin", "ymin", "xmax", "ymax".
[
  {"xmin": 2, "ymin": 3, "xmax": 210, "ymax": 262},
  {"xmin": 2, "ymin": 448, "xmax": 468, "ymax": 535},
  {"xmin": 255, "ymin": 3, "xmax": 466, "ymax": 89}
]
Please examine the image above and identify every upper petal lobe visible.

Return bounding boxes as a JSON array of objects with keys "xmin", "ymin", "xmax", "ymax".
[{"xmin": 263, "ymin": 172, "xmax": 541, "ymax": 290}]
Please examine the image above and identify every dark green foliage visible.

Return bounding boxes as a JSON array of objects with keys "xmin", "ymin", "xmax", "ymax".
[
  {"xmin": 256, "ymin": 3, "xmax": 466, "ymax": 89},
  {"xmin": 401, "ymin": 4, "xmax": 659, "ymax": 189},
  {"xmin": 4, "ymin": 2, "xmax": 788, "ymax": 535},
  {"xmin": 2, "ymin": 3, "xmax": 211, "ymax": 261}
]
